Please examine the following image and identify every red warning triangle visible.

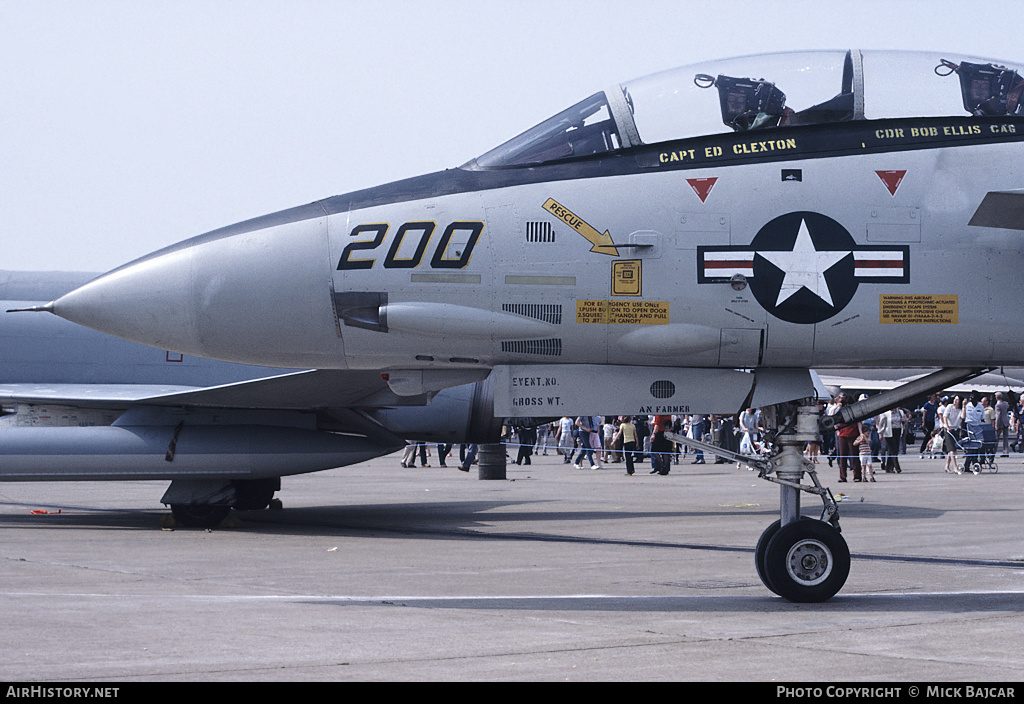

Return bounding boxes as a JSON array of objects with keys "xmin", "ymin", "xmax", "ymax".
[
  {"xmin": 875, "ymin": 170, "xmax": 906, "ymax": 197},
  {"xmin": 687, "ymin": 177, "xmax": 717, "ymax": 203}
]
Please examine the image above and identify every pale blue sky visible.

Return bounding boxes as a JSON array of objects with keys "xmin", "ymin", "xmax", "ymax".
[{"xmin": 2, "ymin": 0, "xmax": 1020, "ymax": 271}]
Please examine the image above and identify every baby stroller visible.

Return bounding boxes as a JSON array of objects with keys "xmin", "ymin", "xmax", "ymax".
[{"xmin": 958, "ymin": 422, "xmax": 999, "ymax": 474}]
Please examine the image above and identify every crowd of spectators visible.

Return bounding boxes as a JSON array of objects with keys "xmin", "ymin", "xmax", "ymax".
[
  {"xmin": 400, "ymin": 389, "xmax": 1023, "ymax": 478},
  {"xmin": 510, "ymin": 412, "xmax": 750, "ymax": 476}
]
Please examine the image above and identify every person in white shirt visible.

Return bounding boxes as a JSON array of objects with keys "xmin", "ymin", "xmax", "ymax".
[
  {"xmin": 556, "ymin": 416, "xmax": 575, "ymax": 464},
  {"xmin": 963, "ymin": 392, "xmax": 985, "ymax": 425},
  {"xmin": 942, "ymin": 396, "xmax": 963, "ymax": 474},
  {"xmin": 603, "ymin": 419, "xmax": 616, "ymax": 462},
  {"xmin": 883, "ymin": 408, "xmax": 903, "ymax": 473}
]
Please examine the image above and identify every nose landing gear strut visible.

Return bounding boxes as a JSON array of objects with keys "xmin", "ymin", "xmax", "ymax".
[{"xmin": 670, "ymin": 402, "xmax": 847, "ymax": 602}]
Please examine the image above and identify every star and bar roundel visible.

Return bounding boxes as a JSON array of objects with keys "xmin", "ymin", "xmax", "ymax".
[{"xmin": 697, "ymin": 211, "xmax": 909, "ymax": 324}]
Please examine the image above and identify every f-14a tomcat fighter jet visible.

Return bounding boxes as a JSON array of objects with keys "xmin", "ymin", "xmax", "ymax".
[{"xmin": 28, "ymin": 50, "xmax": 1024, "ymax": 601}]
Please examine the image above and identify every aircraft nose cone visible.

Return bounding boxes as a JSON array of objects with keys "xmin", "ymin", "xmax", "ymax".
[
  {"xmin": 53, "ymin": 249, "xmax": 199, "ymax": 353},
  {"xmin": 52, "ymin": 214, "xmax": 345, "ymax": 368}
]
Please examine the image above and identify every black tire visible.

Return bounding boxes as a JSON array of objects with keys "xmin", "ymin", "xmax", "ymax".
[
  {"xmin": 232, "ymin": 479, "xmax": 279, "ymax": 512},
  {"xmin": 763, "ymin": 519, "xmax": 850, "ymax": 602},
  {"xmin": 756, "ymin": 520, "xmax": 783, "ymax": 595},
  {"xmin": 755, "ymin": 516, "xmax": 815, "ymax": 596},
  {"xmin": 170, "ymin": 503, "xmax": 231, "ymax": 528}
]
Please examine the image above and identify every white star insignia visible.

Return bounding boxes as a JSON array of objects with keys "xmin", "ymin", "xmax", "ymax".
[{"xmin": 758, "ymin": 219, "xmax": 850, "ymax": 307}]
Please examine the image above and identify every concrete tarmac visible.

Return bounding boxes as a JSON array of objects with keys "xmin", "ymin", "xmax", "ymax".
[{"xmin": 0, "ymin": 448, "xmax": 1022, "ymax": 682}]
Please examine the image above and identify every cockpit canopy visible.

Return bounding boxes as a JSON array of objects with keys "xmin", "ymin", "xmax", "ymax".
[{"xmin": 468, "ymin": 50, "xmax": 1024, "ymax": 169}]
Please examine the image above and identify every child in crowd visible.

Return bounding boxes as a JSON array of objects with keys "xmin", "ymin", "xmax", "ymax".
[{"xmin": 855, "ymin": 426, "xmax": 875, "ymax": 482}]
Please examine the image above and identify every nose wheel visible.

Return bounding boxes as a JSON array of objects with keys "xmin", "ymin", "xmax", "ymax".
[
  {"xmin": 757, "ymin": 516, "xmax": 850, "ymax": 602},
  {"xmin": 668, "ymin": 401, "xmax": 849, "ymax": 601},
  {"xmin": 170, "ymin": 502, "xmax": 231, "ymax": 528}
]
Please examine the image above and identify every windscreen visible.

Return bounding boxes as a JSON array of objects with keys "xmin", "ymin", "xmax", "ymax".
[{"xmin": 472, "ymin": 92, "xmax": 621, "ymax": 168}]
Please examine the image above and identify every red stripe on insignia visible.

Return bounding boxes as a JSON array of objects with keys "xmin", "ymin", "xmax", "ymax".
[
  {"xmin": 704, "ymin": 259, "xmax": 753, "ymax": 269},
  {"xmin": 855, "ymin": 259, "xmax": 903, "ymax": 268}
]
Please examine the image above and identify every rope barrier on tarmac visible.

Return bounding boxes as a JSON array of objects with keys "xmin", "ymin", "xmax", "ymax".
[
  {"xmin": 405, "ymin": 440, "xmax": 958, "ymax": 466},
  {"xmin": 492, "ymin": 440, "xmax": 919, "ymax": 460}
]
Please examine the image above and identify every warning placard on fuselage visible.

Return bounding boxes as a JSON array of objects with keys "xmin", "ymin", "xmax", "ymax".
[
  {"xmin": 576, "ymin": 300, "xmax": 669, "ymax": 324},
  {"xmin": 879, "ymin": 294, "xmax": 958, "ymax": 324},
  {"xmin": 612, "ymin": 260, "xmax": 642, "ymax": 296}
]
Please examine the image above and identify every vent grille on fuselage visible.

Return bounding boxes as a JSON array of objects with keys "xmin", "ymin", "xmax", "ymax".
[
  {"xmin": 650, "ymin": 380, "xmax": 677, "ymax": 399},
  {"xmin": 501, "ymin": 338, "xmax": 563, "ymax": 356},
  {"xmin": 526, "ymin": 221, "xmax": 556, "ymax": 243},
  {"xmin": 502, "ymin": 303, "xmax": 562, "ymax": 325}
]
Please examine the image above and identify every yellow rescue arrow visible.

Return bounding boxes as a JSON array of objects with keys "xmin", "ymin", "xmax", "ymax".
[{"xmin": 542, "ymin": 198, "xmax": 619, "ymax": 256}]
